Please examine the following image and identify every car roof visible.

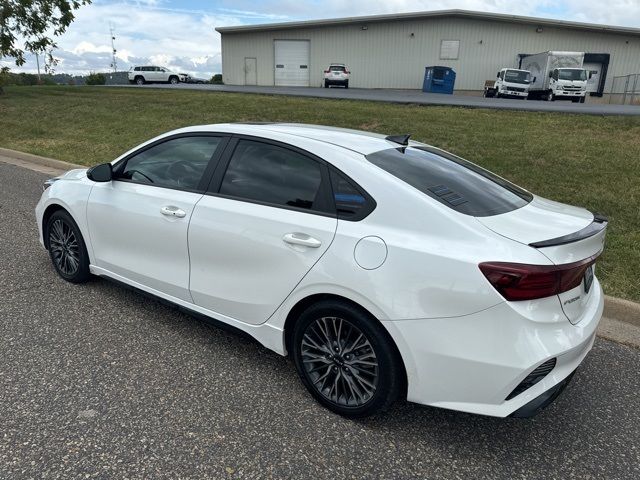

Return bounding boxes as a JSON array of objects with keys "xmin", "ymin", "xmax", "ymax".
[{"xmin": 180, "ymin": 123, "xmax": 410, "ymax": 155}]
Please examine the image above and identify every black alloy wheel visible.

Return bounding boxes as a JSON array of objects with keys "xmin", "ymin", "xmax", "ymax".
[
  {"xmin": 46, "ymin": 210, "xmax": 91, "ymax": 283},
  {"xmin": 292, "ymin": 300, "xmax": 403, "ymax": 417}
]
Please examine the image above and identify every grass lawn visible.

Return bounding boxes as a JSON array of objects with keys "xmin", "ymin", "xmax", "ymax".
[{"xmin": 1, "ymin": 86, "xmax": 639, "ymax": 302}]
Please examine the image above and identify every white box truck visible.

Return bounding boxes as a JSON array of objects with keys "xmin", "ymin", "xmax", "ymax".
[
  {"xmin": 520, "ymin": 51, "xmax": 589, "ymax": 103},
  {"xmin": 484, "ymin": 68, "xmax": 533, "ymax": 99}
]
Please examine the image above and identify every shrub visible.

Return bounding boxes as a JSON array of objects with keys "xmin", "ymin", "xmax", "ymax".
[
  {"xmin": 210, "ymin": 73, "xmax": 223, "ymax": 84},
  {"xmin": 85, "ymin": 72, "xmax": 106, "ymax": 85}
]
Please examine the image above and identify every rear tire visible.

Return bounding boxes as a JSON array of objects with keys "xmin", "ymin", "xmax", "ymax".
[
  {"xmin": 292, "ymin": 300, "xmax": 403, "ymax": 418},
  {"xmin": 344, "ymin": 80, "xmax": 349, "ymax": 89},
  {"xmin": 45, "ymin": 210, "xmax": 91, "ymax": 284},
  {"xmin": 324, "ymin": 80, "xmax": 329, "ymax": 88},
  {"xmin": 135, "ymin": 76, "xmax": 145, "ymax": 85}
]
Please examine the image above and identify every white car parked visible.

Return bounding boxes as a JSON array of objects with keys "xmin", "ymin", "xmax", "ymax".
[
  {"xmin": 36, "ymin": 124, "xmax": 606, "ymax": 418},
  {"xmin": 128, "ymin": 66, "xmax": 185, "ymax": 85},
  {"xmin": 324, "ymin": 64, "xmax": 350, "ymax": 88}
]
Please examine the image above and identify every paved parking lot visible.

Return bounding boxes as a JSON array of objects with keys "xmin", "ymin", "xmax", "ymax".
[
  {"xmin": 112, "ymin": 83, "xmax": 640, "ymax": 116},
  {"xmin": 2, "ymin": 161, "xmax": 640, "ymax": 479}
]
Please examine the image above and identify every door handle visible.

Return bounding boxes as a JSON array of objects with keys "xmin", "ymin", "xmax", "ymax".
[
  {"xmin": 283, "ymin": 232, "xmax": 322, "ymax": 248},
  {"xmin": 160, "ymin": 205, "xmax": 186, "ymax": 218}
]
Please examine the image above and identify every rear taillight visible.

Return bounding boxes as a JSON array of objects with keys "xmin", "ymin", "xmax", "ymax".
[
  {"xmin": 479, "ymin": 254, "xmax": 599, "ymax": 301},
  {"xmin": 324, "ymin": 70, "xmax": 330, "ymax": 73},
  {"xmin": 345, "ymin": 70, "xmax": 350, "ymax": 74}
]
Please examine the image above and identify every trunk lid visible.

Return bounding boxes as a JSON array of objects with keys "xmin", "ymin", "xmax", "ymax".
[{"xmin": 477, "ymin": 196, "xmax": 607, "ymax": 324}]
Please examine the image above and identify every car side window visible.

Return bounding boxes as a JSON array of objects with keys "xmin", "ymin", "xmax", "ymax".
[
  {"xmin": 117, "ymin": 136, "xmax": 222, "ymax": 190},
  {"xmin": 329, "ymin": 168, "xmax": 375, "ymax": 220},
  {"xmin": 219, "ymin": 140, "xmax": 324, "ymax": 211}
]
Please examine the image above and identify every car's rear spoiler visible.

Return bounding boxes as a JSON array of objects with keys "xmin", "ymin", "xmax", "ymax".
[{"xmin": 529, "ymin": 213, "xmax": 608, "ymax": 248}]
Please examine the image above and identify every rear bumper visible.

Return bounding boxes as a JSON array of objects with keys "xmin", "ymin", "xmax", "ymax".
[
  {"xmin": 382, "ymin": 278, "xmax": 603, "ymax": 417},
  {"xmin": 324, "ymin": 78, "xmax": 348, "ymax": 84},
  {"xmin": 510, "ymin": 370, "xmax": 576, "ymax": 418}
]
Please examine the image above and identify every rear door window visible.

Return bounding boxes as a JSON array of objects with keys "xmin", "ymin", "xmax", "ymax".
[
  {"xmin": 218, "ymin": 140, "xmax": 330, "ymax": 213},
  {"xmin": 366, "ymin": 147, "xmax": 532, "ymax": 217}
]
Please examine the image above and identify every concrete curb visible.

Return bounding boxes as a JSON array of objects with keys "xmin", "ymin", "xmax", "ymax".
[
  {"xmin": 604, "ymin": 295, "xmax": 640, "ymax": 328},
  {"xmin": 0, "ymin": 147, "xmax": 85, "ymax": 171},
  {"xmin": 1, "ymin": 146, "xmax": 640, "ymax": 329}
]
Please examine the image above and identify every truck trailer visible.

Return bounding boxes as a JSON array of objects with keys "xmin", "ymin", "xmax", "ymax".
[{"xmin": 520, "ymin": 51, "xmax": 589, "ymax": 102}]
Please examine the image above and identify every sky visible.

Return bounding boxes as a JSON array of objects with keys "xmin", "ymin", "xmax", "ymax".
[{"xmin": 4, "ymin": 0, "xmax": 640, "ymax": 78}]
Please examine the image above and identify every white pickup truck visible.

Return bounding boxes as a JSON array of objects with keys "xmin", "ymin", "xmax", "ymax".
[
  {"xmin": 484, "ymin": 68, "xmax": 533, "ymax": 99},
  {"xmin": 520, "ymin": 51, "xmax": 590, "ymax": 102}
]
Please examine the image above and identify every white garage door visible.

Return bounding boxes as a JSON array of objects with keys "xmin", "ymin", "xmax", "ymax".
[{"xmin": 274, "ymin": 40, "xmax": 310, "ymax": 87}]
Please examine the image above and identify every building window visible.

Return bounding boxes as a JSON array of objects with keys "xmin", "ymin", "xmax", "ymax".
[{"xmin": 440, "ymin": 40, "xmax": 460, "ymax": 60}]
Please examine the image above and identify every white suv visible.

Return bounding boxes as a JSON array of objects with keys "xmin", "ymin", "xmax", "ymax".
[
  {"xmin": 324, "ymin": 64, "xmax": 350, "ymax": 88},
  {"xmin": 128, "ymin": 66, "xmax": 185, "ymax": 85}
]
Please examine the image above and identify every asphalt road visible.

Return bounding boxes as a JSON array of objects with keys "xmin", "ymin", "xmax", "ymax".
[
  {"xmin": 1, "ymin": 161, "xmax": 640, "ymax": 479},
  {"xmin": 111, "ymin": 83, "xmax": 640, "ymax": 116}
]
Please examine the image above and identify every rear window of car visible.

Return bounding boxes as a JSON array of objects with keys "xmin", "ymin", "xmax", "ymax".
[
  {"xmin": 329, "ymin": 66, "xmax": 346, "ymax": 72},
  {"xmin": 366, "ymin": 147, "xmax": 532, "ymax": 217}
]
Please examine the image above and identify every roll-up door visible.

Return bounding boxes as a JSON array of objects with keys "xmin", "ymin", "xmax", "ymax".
[{"xmin": 274, "ymin": 40, "xmax": 310, "ymax": 87}]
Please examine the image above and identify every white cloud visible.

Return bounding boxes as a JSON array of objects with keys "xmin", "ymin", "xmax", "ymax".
[
  {"xmin": 6, "ymin": 1, "xmax": 244, "ymax": 76},
  {"xmin": 5, "ymin": 0, "xmax": 639, "ymax": 77},
  {"xmin": 216, "ymin": 0, "xmax": 640, "ymax": 26}
]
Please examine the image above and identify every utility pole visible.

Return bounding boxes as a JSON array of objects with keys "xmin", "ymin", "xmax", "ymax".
[
  {"xmin": 109, "ymin": 23, "xmax": 118, "ymax": 72},
  {"xmin": 35, "ymin": 52, "xmax": 41, "ymax": 81}
]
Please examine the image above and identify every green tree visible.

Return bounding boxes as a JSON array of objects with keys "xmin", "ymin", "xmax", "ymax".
[{"xmin": 0, "ymin": 0, "xmax": 91, "ymax": 93}]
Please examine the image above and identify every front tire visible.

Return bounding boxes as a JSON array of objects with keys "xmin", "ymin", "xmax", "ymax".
[
  {"xmin": 547, "ymin": 90, "xmax": 555, "ymax": 101},
  {"xmin": 45, "ymin": 210, "xmax": 91, "ymax": 283},
  {"xmin": 292, "ymin": 300, "xmax": 403, "ymax": 418},
  {"xmin": 169, "ymin": 76, "xmax": 179, "ymax": 85},
  {"xmin": 579, "ymin": 96, "xmax": 586, "ymax": 103}
]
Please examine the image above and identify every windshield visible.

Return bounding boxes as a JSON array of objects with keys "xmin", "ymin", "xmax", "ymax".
[
  {"xmin": 504, "ymin": 70, "xmax": 530, "ymax": 84},
  {"xmin": 366, "ymin": 147, "xmax": 532, "ymax": 217},
  {"xmin": 558, "ymin": 69, "xmax": 587, "ymax": 81}
]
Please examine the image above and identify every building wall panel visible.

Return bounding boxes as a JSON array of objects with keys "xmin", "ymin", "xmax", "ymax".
[{"xmin": 220, "ymin": 16, "xmax": 640, "ymax": 92}]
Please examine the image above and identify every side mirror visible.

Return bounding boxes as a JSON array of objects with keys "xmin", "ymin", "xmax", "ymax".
[
  {"xmin": 532, "ymin": 76, "xmax": 537, "ymax": 83},
  {"xmin": 496, "ymin": 72, "xmax": 500, "ymax": 78},
  {"xmin": 588, "ymin": 72, "xmax": 593, "ymax": 79},
  {"xmin": 549, "ymin": 71, "xmax": 553, "ymax": 78},
  {"xmin": 87, "ymin": 163, "xmax": 113, "ymax": 182}
]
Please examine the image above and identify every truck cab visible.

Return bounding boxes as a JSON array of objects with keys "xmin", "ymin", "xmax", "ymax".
[
  {"xmin": 494, "ymin": 68, "xmax": 532, "ymax": 99},
  {"xmin": 548, "ymin": 68, "xmax": 589, "ymax": 103}
]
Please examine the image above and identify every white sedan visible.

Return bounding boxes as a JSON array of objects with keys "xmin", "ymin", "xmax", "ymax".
[{"xmin": 36, "ymin": 123, "xmax": 606, "ymax": 418}]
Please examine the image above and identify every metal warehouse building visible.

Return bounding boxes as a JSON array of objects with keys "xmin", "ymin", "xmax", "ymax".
[{"xmin": 216, "ymin": 9, "xmax": 640, "ymax": 97}]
